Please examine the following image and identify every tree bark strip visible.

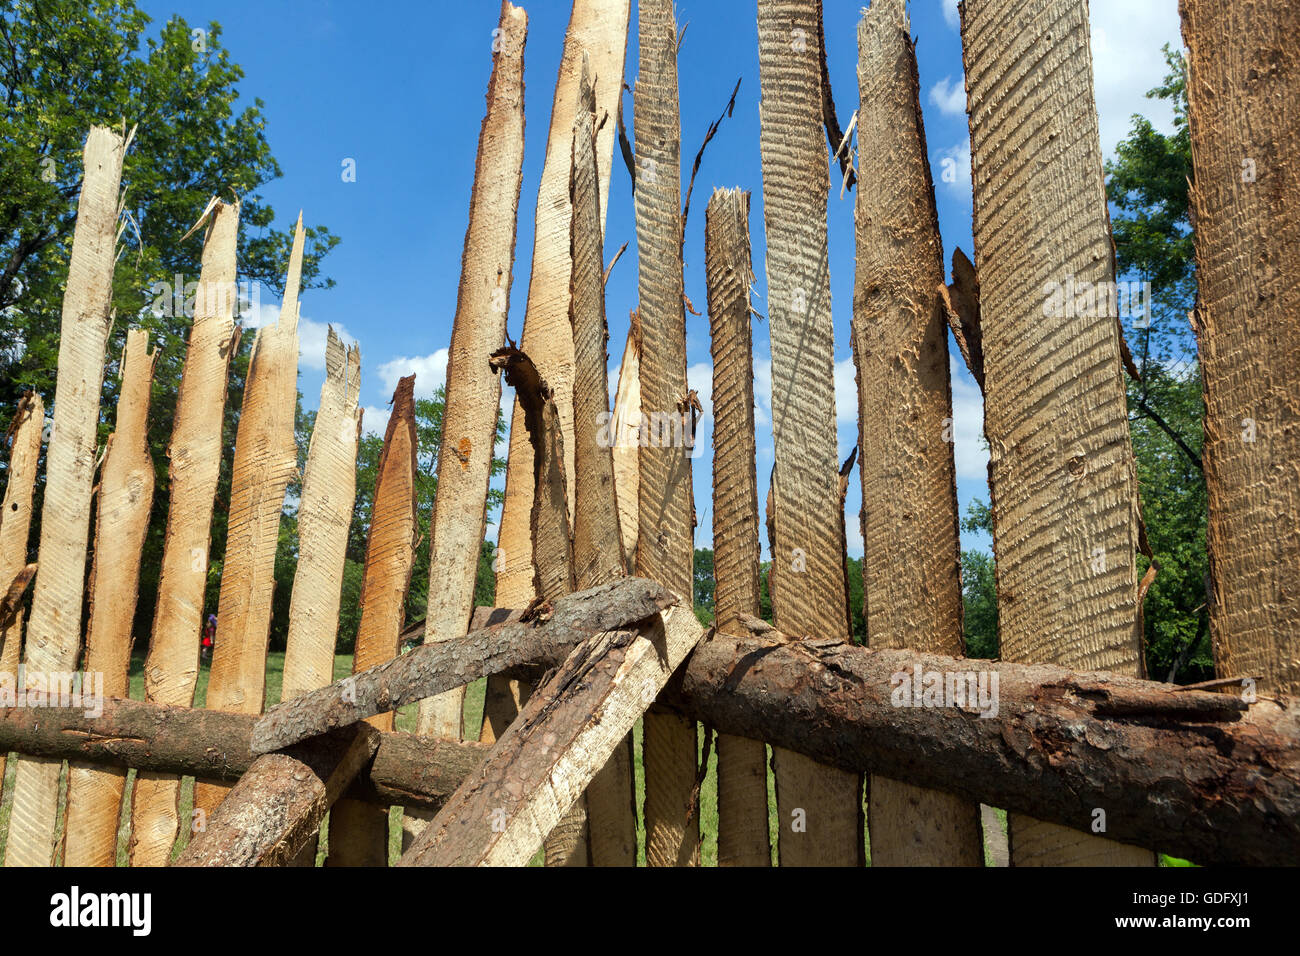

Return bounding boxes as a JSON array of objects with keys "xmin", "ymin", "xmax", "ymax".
[
  {"xmin": 854, "ymin": 0, "xmax": 983, "ymax": 867},
  {"xmin": 632, "ymin": 0, "xmax": 699, "ymax": 869},
  {"xmin": 416, "ymin": 0, "xmax": 527, "ymax": 747},
  {"xmin": 1181, "ymin": 0, "xmax": 1300, "ymax": 697},
  {"xmin": 568, "ymin": 60, "xmax": 637, "ymax": 865},
  {"xmin": 398, "ymin": 605, "xmax": 706, "ymax": 867},
  {"xmin": 705, "ymin": 188, "xmax": 770, "ymax": 867},
  {"xmin": 278, "ymin": 328, "xmax": 360, "ymax": 865},
  {"xmin": 253, "ymin": 578, "xmax": 673, "ymax": 753},
  {"xmin": 756, "ymin": 0, "xmax": 862, "ymax": 867},
  {"xmin": 192, "ymin": 216, "xmax": 304, "ymax": 818},
  {"xmin": 175, "ymin": 724, "xmax": 380, "ymax": 867},
  {"xmin": 131, "ymin": 199, "xmax": 241, "ymax": 866},
  {"xmin": 0, "ymin": 698, "xmax": 486, "ymax": 812},
  {"xmin": 63, "ymin": 329, "xmax": 157, "ymax": 867},
  {"xmin": 5, "ymin": 126, "xmax": 126, "ymax": 868},
  {"xmin": 960, "ymin": 0, "xmax": 1154, "ymax": 867},
  {"xmin": 0, "ymin": 391, "xmax": 43, "ymax": 800},
  {"xmin": 488, "ymin": 0, "xmax": 630, "ymax": 749},
  {"xmin": 678, "ymin": 622, "xmax": 1297, "ymax": 867},
  {"xmin": 330, "ymin": 374, "xmax": 418, "ymax": 865}
]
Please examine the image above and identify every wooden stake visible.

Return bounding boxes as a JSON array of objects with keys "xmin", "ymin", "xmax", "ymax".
[
  {"xmin": 960, "ymin": 0, "xmax": 1153, "ymax": 865},
  {"xmin": 5, "ymin": 126, "xmax": 126, "ymax": 868},
  {"xmin": 64, "ymin": 329, "xmax": 157, "ymax": 867},
  {"xmin": 756, "ymin": 0, "xmax": 862, "ymax": 866},
  {"xmin": 131, "ymin": 199, "xmax": 241, "ymax": 866}
]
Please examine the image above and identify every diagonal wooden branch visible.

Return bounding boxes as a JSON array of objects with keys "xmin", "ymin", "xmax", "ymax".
[
  {"xmin": 174, "ymin": 724, "xmax": 380, "ymax": 867},
  {"xmin": 397, "ymin": 604, "xmax": 706, "ymax": 867},
  {"xmin": 251, "ymin": 578, "xmax": 674, "ymax": 754}
]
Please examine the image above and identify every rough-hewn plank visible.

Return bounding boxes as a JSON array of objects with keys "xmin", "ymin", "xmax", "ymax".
[
  {"xmin": 131, "ymin": 199, "xmax": 241, "ymax": 866},
  {"xmin": 398, "ymin": 605, "xmax": 705, "ymax": 867},
  {"xmin": 175, "ymin": 725, "xmax": 380, "ymax": 867},
  {"xmin": 756, "ymin": 0, "xmax": 861, "ymax": 867},
  {"xmin": 6, "ymin": 126, "xmax": 126, "ymax": 868},
  {"xmin": 633, "ymin": 0, "xmax": 699, "ymax": 869},
  {"xmin": 705, "ymin": 188, "xmax": 770, "ymax": 867},
  {"xmin": 961, "ymin": 0, "xmax": 1153, "ymax": 866},
  {"xmin": 64, "ymin": 329, "xmax": 157, "ymax": 867},
  {"xmin": 252, "ymin": 578, "xmax": 673, "ymax": 753},
  {"xmin": 568, "ymin": 57, "xmax": 637, "ymax": 866},
  {"xmin": 328, "ymin": 373, "xmax": 417, "ymax": 865},
  {"xmin": 0, "ymin": 391, "xmax": 43, "ymax": 799},
  {"xmin": 854, "ymin": 0, "xmax": 982, "ymax": 867},
  {"xmin": 1181, "ymin": 0, "xmax": 1300, "ymax": 697},
  {"xmin": 679, "ymin": 621, "xmax": 1297, "ymax": 867},
  {"xmin": 417, "ymin": 0, "xmax": 528, "ymax": 745}
]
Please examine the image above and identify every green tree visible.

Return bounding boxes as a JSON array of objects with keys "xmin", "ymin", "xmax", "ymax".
[
  {"xmin": 960, "ymin": 501, "xmax": 998, "ymax": 659},
  {"xmin": 0, "ymin": 0, "xmax": 339, "ymax": 650},
  {"xmin": 1106, "ymin": 45, "xmax": 1211, "ymax": 682}
]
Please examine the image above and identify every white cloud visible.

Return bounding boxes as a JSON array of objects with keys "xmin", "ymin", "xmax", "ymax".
[
  {"xmin": 753, "ymin": 355, "xmax": 772, "ymax": 427},
  {"xmin": 928, "ymin": 75, "xmax": 966, "ymax": 117},
  {"xmin": 299, "ymin": 319, "xmax": 358, "ymax": 371},
  {"xmin": 1088, "ymin": 0, "xmax": 1182, "ymax": 157},
  {"xmin": 950, "ymin": 358, "xmax": 987, "ymax": 481},
  {"xmin": 934, "ymin": 139, "xmax": 972, "ymax": 200},
  {"xmin": 375, "ymin": 349, "xmax": 449, "ymax": 401},
  {"xmin": 360, "ymin": 404, "xmax": 390, "ymax": 439},
  {"xmin": 942, "ymin": 0, "xmax": 960, "ymax": 30},
  {"xmin": 833, "ymin": 355, "xmax": 858, "ymax": 424}
]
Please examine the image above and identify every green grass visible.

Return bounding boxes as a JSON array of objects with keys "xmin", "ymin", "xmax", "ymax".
[{"xmin": 0, "ymin": 653, "xmax": 1161, "ymax": 866}]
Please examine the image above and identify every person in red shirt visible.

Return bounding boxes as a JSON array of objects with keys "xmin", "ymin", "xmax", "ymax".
[{"xmin": 201, "ymin": 614, "xmax": 216, "ymax": 661}]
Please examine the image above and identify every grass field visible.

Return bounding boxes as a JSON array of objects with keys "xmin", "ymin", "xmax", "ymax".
[{"xmin": 0, "ymin": 651, "xmax": 1190, "ymax": 866}]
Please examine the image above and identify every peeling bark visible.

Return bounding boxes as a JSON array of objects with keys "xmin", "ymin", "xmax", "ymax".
[
  {"xmin": 329, "ymin": 374, "xmax": 418, "ymax": 865},
  {"xmin": 1181, "ymin": 0, "xmax": 1300, "ymax": 697},
  {"xmin": 0, "ymin": 391, "xmax": 43, "ymax": 799},
  {"xmin": 6, "ymin": 126, "xmax": 126, "ymax": 868},
  {"xmin": 854, "ymin": 0, "xmax": 982, "ymax": 867},
  {"xmin": 131, "ymin": 199, "xmax": 241, "ymax": 866},
  {"xmin": 705, "ymin": 188, "xmax": 770, "ymax": 867},
  {"xmin": 634, "ymin": 0, "xmax": 699, "ymax": 869},
  {"xmin": 398, "ymin": 606, "xmax": 705, "ymax": 867},
  {"xmin": 961, "ymin": 0, "xmax": 1153, "ymax": 866},
  {"xmin": 64, "ymin": 329, "xmax": 157, "ymax": 867},
  {"xmin": 417, "ymin": 0, "xmax": 527, "ymax": 745},
  {"xmin": 193, "ymin": 215, "xmax": 303, "ymax": 818},
  {"xmin": 756, "ymin": 0, "xmax": 862, "ymax": 867}
]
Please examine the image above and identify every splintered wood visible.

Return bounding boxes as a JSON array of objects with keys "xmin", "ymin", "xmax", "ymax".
[
  {"xmin": 64, "ymin": 330, "xmax": 157, "ymax": 867},
  {"xmin": 193, "ymin": 215, "xmax": 304, "ymax": 818},
  {"xmin": 961, "ymin": 0, "xmax": 1153, "ymax": 866},
  {"xmin": 398, "ymin": 605, "xmax": 705, "ymax": 867},
  {"xmin": 1181, "ymin": 0, "xmax": 1300, "ymax": 697},
  {"xmin": 5, "ymin": 126, "xmax": 126, "ymax": 868},
  {"xmin": 854, "ymin": 0, "xmax": 982, "ymax": 867},
  {"xmin": 131, "ymin": 199, "xmax": 241, "ymax": 866},
  {"xmin": 756, "ymin": 0, "xmax": 862, "ymax": 866},
  {"xmin": 705, "ymin": 188, "xmax": 770, "ymax": 867}
]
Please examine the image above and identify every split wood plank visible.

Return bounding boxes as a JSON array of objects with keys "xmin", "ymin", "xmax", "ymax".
[{"xmin": 5, "ymin": 125, "xmax": 126, "ymax": 868}]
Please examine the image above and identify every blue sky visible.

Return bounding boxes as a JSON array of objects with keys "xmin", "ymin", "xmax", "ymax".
[{"xmin": 137, "ymin": 0, "xmax": 1183, "ymax": 559}]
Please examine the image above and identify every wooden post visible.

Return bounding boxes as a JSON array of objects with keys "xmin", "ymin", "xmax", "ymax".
[
  {"xmin": 5, "ymin": 126, "xmax": 126, "ymax": 868},
  {"xmin": 705, "ymin": 188, "xmax": 770, "ymax": 867},
  {"xmin": 853, "ymin": 0, "xmax": 983, "ymax": 866},
  {"xmin": 0, "ymin": 391, "xmax": 43, "ymax": 800},
  {"xmin": 633, "ymin": 0, "xmax": 699, "ymax": 869},
  {"xmin": 960, "ymin": 0, "xmax": 1154, "ymax": 865},
  {"xmin": 1181, "ymin": 0, "xmax": 1300, "ymax": 696},
  {"xmin": 131, "ymin": 199, "xmax": 241, "ymax": 866},
  {"xmin": 756, "ymin": 0, "xmax": 862, "ymax": 866},
  {"xmin": 64, "ymin": 329, "xmax": 157, "ymax": 866},
  {"xmin": 329, "ymin": 375, "xmax": 418, "ymax": 865},
  {"xmin": 192, "ymin": 216, "xmax": 303, "ymax": 818}
]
